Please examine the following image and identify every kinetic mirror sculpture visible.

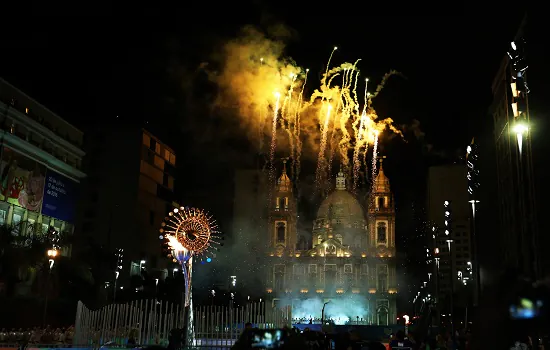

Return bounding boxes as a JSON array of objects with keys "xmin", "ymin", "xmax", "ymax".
[{"xmin": 159, "ymin": 206, "xmax": 222, "ymax": 346}]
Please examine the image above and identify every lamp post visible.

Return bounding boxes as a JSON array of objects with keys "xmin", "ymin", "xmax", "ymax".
[
  {"xmin": 466, "ymin": 140, "xmax": 481, "ymax": 306},
  {"xmin": 321, "ymin": 301, "xmax": 330, "ymax": 325},
  {"xmin": 113, "ymin": 271, "xmax": 120, "ymax": 301},
  {"xmin": 114, "ymin": 248, "xmax": 123, "ymax": 302},
  {"xmin": 443, "ymin": 200, "xmax": 454, "ymax": 337},
  {"xmin": 434, "ymin": 247, "xmax": 440, "ymax": 328},
  {"xmin": 43, "ymin": 249, "xmax": 58, "ymax": 327}
]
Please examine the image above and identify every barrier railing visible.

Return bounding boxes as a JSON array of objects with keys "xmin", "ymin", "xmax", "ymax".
[{"xmin": 74, "ymin": 300, "xmax": 291, "ymax": 348}]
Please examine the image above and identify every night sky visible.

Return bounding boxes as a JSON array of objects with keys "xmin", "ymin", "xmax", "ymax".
[{"xmin": 2, "ymin": 12, "xmax": 547, "ymax": 259}]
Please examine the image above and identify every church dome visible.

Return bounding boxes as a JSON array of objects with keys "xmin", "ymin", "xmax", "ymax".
[{"xmin": 316, "ymin": 172, "xmax": 365, "ymax": 226}]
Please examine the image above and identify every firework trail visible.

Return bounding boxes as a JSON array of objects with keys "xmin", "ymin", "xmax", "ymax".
[
  {"xmin": 352, "ymin": 111, "xmax": 368, "ymax": 192},
  {"xmin": 258, "ymin": 57, "xmax": 266, "ymax": 152},
  {"xmin": 313, "ymin": 47, "xmax": 338, "ymax": 194},
  {"xmin": 267, "ymin": 92, "xmax": 281, "ymax": 219},
  {"xmin": 294, "ymin": 69, "xmax": 309, "ymax": 185},
  {"xmin": 371, "ymin": 131, "xmax": 379, "ymax": 192},
  {"xmin": 210, "ymin": 34, "xmax": 403, "ymax": 198},
  {"xmin": 281, "ymin": 73, "xmax": 297, "ymax": 179},
  {"xmin": 352, "ymin": 79, "xmax": 370, "ymax": 192},
  {"xmin": 316, "ymin": 103, "xmax": 333, "ymax": 190}
]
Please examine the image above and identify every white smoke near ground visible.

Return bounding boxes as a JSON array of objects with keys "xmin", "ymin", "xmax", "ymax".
[{"xmin": 278, "ymin": 295, "xmax": 369, "ymax": 325}]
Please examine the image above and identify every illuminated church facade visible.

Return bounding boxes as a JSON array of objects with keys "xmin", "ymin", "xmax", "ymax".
[{"xmin": 265, "ymin": 160, "xmax": 397, "ymax": 325}]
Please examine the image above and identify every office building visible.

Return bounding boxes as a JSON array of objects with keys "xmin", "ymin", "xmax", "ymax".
[
  {"xmin": 81, "ymin": 122, "xmax": 176, "ymax": 278},
  {"xmin": 0, "ymin": 77, "xmax": 86, "ymax": 247}
]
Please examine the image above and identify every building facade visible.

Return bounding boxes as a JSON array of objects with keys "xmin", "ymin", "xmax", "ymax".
[
  {"xmin": 0, "ymin": 78, "xmax": 86, "ymax": 250},
  {"xmin": 490, "ymin": 21, "xmax": 539, "ymax": 279},
  {"xmin": 265, "ymin": 161, "xmax": 397, "ymax": 325},
  {"xmin": 81, "ymin": 123, "xmax": 176, "ymax": 278}
]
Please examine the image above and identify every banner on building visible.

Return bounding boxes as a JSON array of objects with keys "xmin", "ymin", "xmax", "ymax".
[
  {"xmin": 41, "ymin": 171, "xmax": 76, "ymax": 222},
  {"xmin": 0, "ymin": 147, "xmax": 46, "ymax": 212}
]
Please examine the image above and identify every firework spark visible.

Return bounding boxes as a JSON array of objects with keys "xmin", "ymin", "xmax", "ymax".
[{"xmin": 208, "ymin": 30, "xmax": 404, "ymax": 194}]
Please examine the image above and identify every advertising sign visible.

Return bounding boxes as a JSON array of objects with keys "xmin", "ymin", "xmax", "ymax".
[
  {"xmin": 0, "ymin": 147, "xmax": 46, "ymax": 212},
  {"xmin": 41, "ymin": 171, "xmax": 76, "ymax": 222}
]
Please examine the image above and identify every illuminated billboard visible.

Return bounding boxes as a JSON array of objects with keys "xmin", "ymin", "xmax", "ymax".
[
  {"xmin": 0, "ymin": 146, "xmax": 77, "ymax": 222},
  {"xmin": 0, "ymin": 147, "xmax": 46, "ymax": 212},
  {"xmin": 41, "ymin": 170, "xmax": 76, "ymax": 222}
]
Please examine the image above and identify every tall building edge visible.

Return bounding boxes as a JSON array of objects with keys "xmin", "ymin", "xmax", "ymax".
[
  {"xmin": 490, "ymin": 15, "xmax": 539, "ymax": 279},
  {"xmin": 81, "ymin": 122, "xmax": 177, "ymax": 281}
]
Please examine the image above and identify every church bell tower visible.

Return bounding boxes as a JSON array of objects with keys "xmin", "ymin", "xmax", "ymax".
[
  {"xmin": 367, "ymin": 156, "xmax": 397, "ymax": 324},
  {"xmin": 269, "ymin": 160, "xmax": 297, "ymax": 256},
  {"xmin": 368, "ymin": 156, "xmax": 396, "ymax": 256}
]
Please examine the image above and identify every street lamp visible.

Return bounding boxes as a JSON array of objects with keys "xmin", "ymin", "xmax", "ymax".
[
  {"xmin": 113, "ymin": 271, "xmax": 120, "ymax": 302},
  {"xmin": 444, "ymin": 200, "xmax": 455, "ymax": 337},
  {"xmin": 43, "ymin": 249, "xmax": 58, "ymax": 326},
  {"xmin": 47, "ymin": 249, "xmax": 58, "ymax": 268},
  {"xmin": 513, "ymin": 121, "xmax": 529, "ymax": 156},
  {"xmin": 466, "ymin": 140, "xmax": 481, "ymax": 305},
  {"xmin": 321, "ymin": 301, "xmax": 330, "ymax": 325}
]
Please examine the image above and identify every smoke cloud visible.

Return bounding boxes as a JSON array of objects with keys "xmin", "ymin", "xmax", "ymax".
[
  {"xmin": 279, "ymin": 295, "xmax": 369, "ymax": 325},
  {"xmin": 204, "ymin": 25, "xmax": 304, "ymax": 145},
  {"xmin": 401, "ymin": 119, "xmax": 425, "ymax": 141}
]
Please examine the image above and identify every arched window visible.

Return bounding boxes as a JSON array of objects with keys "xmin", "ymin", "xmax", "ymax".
[
  {"xmin": 377, "ymin": 307, "xmax": 389, "ymax": 326},
  {"xmin": 378, "ymin": 197, "xmax": 384, "ymax": 209},
  {"xmin": 377, "ymin": 222, "xmax": 387, "ymax": 243},
  {"xmin": 276, "ymin": 222, "xmax": 286, "ymax": 243},
  {"xmin": 335, "ymin": 234, "xmax": 343, "ymax": 244}
]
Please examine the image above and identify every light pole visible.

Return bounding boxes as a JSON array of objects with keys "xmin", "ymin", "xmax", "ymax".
[
  {"xmin": 443, "ymin": 200, "xmax": 454, "ymax": 337},
  {"xmin": 114, "ymin": 248, "xmax": 124, "ymax": 302},
  {"xmin": 321, "ymin": 301, "xmax": 330, "ymax": 325},
  {"xmin": 466, "ymin": 141, "xmax": 481, "ymax": 306},
  {"xmin": 43, "ymin": 249, "xmax": 58, "ymax": 327},
  {"xmin": 113, "ymin": 271, "xmax": 120, "ymax": 301}
]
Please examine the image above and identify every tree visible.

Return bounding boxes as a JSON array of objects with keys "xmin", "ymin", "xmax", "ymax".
[{"xmin": 0, "ymin": 222, "xmax": 72, "ymax": 297}]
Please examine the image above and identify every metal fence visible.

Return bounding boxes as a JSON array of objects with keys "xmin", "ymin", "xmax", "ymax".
[
  {"xmin": 73, "ymin": 300, "xmax": 291, "ymax": 348},
  {"xmin": 194, "ymin": 302, "xmax": 291, "ymax": 348}
]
